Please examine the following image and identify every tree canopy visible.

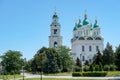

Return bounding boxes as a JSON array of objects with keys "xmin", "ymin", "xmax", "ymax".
[{"xmin": 0, "ymin": 50, "xmax": 23, "ymax": 74}]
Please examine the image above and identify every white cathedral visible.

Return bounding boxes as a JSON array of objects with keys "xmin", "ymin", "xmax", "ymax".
[
  {"xmin": 49, "ymin": 11, "xmax": 104, "ymax": 63},
  {"xmin": 71, "ymin": 13, "xmax": 104, "ymax": 63}
]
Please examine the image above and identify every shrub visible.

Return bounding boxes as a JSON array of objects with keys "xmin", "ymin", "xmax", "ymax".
[
  {"xmin": 99, "ymin": 63, "xmax": 103, "ymax": 71},
  {"xmin": 82, "ymin": 72, "xmax": 107, "ymax": 77},
  {"xmin": 109, "ymin": 64, "xmax": 117, "ymax": 71},
  {"xmin": 83, "ymin": 65, "xmax": 89, "ymax": 72},
  {"xmin": 74, "ymin": 66, "xmax": 81, "ymax": 72},
  {"xmin": 94, "ymin": 65, "xmax": 100, "ymax": 71},
  {"xmin": 72, "ymin": 72, "xmax": 107, "ymax": 77},
  {"xmin": 72, "ymin": 72, "xmax": 82, "ymax": 77},
  {"xmin": 89, "ymin": 64, "xmax": 94, "ymax": 72},
  {"xmin": 103, "ymin": 65, "xmax": 110, "ymax": 71}
]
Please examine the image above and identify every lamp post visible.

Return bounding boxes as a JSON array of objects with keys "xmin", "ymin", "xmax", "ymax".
[
  {"xmin": 39, "ymin": 53, "xmax": 43, "ymax": 80},
  {"xmin": 22, "ymin": 66, "xmax": 24, "ymax": 80},
  {"xmin": 22, "ymin": 58, "xmax": 26, "ymax": 80},
  {"xmin": 40, "ymin": 55, "xmax": 42, "ymax": 80}
]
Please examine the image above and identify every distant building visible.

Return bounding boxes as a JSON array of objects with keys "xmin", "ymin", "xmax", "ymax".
[
  {"xmin": 49, "ymin": 11, "xmax": 62, "ymax": 48},
  {"xmin": 71, "ymin": 13, "xmax": 104, "ymax": 63}
]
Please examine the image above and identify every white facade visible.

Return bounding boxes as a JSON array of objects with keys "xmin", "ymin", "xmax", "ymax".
[
  {"xmin": 71, "ymin": 14, "xmax": 104, "ymax": 63},
  {"xmin": 49, "ymin": 11, "xmax": 62, "ymax": 48}
]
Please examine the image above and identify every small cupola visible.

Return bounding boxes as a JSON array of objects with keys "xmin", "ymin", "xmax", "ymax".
[
  {"xmin": 73, "ymin": 22, "xmax": 77, "ymax": 31},
  {"xmin": 93, "ymin": 19, "xmax": 99, "ymax": 28},
  {"xmin": 83, "ymin": 13, "xmax": 89, "ymax": 25},
  {"xmin": 77, "ymin": 18, "xmax": 82, "ymax": 28}
]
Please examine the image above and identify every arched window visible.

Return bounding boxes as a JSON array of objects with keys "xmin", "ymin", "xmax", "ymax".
[
  {"xmin": 54, "ymin": 42, "xmax": 58, "ymax": 48},
  {"xmin": 89, "ymin": 46, "xmax": 92, "ymax": 51},
  {"xmin": 79, "ymin": 37, "xmax": 85, "ymax": 40},
  {"xmin": 87, "ymin": 37, "xmax": 93, "ymax": 40},
  {"xmin": 96, "ymin": 46, "xmax": 99, "ymax": 51},
  {"xmin": 82, "ymin": 45, "xmax": 85, "ymax": 52},
  {"xmin": 82, "ymin": 56, "xmax": 85, "ymax": 61},
  {"xmin": 54, "ymin": 29, "xmax": 57, "ymax": 34},
  {"xmin": 95, "ymin": 37, "xmax": 101, "ymax": 40}
]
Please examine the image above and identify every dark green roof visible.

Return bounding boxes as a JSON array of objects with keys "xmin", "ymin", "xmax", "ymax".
[
  {"xmin": 77, "ymin": 23, "xmax": 82, "ymax": 28},
  {"xmin": 53, "ymin": 14, "xmax": 58, "ymax": 18},
  {"xmin": 83, "ymin": 19, "xmax": 89, "ymax": 25},
  {"xmin": 73, "ymin": 26, "xmax": 77, "ymax": 31},
  {"xmin": 93, "ymin": 24, "xmax": 99, "ymax": 28},
  {"xmin": 83, "ymin": 13, "xmax": 89, "ymax": 25},
  {"xmin": 77, "ymin": 19, "xmax": 82, "ymax": 28},
  {"xmin": 93, "ymin": 19, "xmax": 99, "ymax": 28},
  {"xmin": 52, "ymin": 12, "xmax": 58, "ymax": 18}
]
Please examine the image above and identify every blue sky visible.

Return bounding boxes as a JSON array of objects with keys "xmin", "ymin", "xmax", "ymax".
[{"xmin": 0, "ymin": 0, "xmax": 120, "ymax": 60}]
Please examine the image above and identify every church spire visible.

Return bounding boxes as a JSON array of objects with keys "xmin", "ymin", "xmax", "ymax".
[
  {"xmin": 84, "ymin": 13, "xmax": 87, "ymax": 20},
  {"xmin": 52, "ymin": 7, "xmax": 58, "ymax": 19}
]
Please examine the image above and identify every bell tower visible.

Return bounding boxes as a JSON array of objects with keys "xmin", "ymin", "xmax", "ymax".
[{"xmin": 49, "ymin": 11, "xmax": 62, "ymax": 48}]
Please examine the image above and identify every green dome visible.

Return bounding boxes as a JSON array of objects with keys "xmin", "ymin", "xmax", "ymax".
[
  {"xmin": 77, "ymin": 19, "xmax": 82, "ymax": 28},
  {"xmin": 93, "ymin": 19, "xmax": 99, "ymax": 28},
  {"xmin": 73, "ymin": 27, "xmax": 77, "ymax": 31},
  {"xmin": 83, "ymin": 13, "xmax": 89, "ymax": 25},
  {"xmin": 53, "ymin": 14, "xmax": 58, "ymax": 18},
  {"xmin": 52, "ymin": 12, "xmax": 58, "ymax": 18},
  {"xmin": 73, "ymin": 22, "xmax": 77, "ymax": 31}
]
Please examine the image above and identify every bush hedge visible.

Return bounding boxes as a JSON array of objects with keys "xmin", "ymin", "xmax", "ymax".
[
  {"xmin": 72, "ymin": 72, "xmax": 107, "ymax": 77},
  {"xmin": 72, "ymin": 72, "xmax": 82, "ymax": 77}
]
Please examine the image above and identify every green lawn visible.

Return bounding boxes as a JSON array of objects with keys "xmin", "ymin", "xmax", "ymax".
[
  {"xmin": 20, "ymin": 78, "xmax": 93, "ymax": 80},
  {"xmin": 44, "ymin": 72, "xmax": 72, "ymax": 76},
  {"xmin": 44, "ymin": 71, "xmax": 120, "ymax": 76},
  {"xmin": 107, "ymin": 71, "xmax": 120, "ymax": 76},
  {"xmin": 0, "ymin": 74, "xmax": 22, "ymax": 79}
]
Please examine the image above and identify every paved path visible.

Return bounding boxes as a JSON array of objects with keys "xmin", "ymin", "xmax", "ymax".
[{"xmin": 22, "ymin": 73, "xmax": 120, "ymax": 80}]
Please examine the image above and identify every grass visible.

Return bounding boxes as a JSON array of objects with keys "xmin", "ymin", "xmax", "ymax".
[
  {"xmin": 20, "ymin": 78, "xmax": 93, "ymax": 80},
  {"xmin": 44, "ymin": 72, "xmax": 72, "ymax": 76},
  {"xmin": 107, "ymin": 71, "xmax": 120, "ymax": 76},
  {"xmin": 44, "ymin": 71, "xmax": 120, "ymax": 76},
  {"xmin": 30, "ymin": 71, "xmax": 120, "ymax": 76},
  {"xmin": 0, "ymin": 74, "xmax": 22, "ymax": 79}
]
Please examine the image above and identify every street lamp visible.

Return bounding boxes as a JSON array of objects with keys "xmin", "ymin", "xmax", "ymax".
[
  {"xmin": 22, "ymin": 58, "xmax": 26, "ymax": 80},
  {"xmin": 40, "ymin": 54, "xmax": 42, "ymax": 80},
  {"xmin": 38, "ymin": 53, "xmax": 43, "ymax": 80}
]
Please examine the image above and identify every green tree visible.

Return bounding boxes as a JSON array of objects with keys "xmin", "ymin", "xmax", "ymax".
[
  {"xmin": 84, "ymin": 60, "xmax": 89, "ymax": 66},
  {"xmin": 43, "ymin": 48, "xmax": 58, "ymax": 73},
  {"xmin": 57, "ymin": 46, "xmax": 74, "ymax": 72},
  {"xmin": 31, "ymin": 59, "xmax": 37, "ymax": 73},
  {"xmin": 74, "ymin": 57, "xmax": 81, "ymax": 72},
  {"xmin": 24, "ymin": 60, "xmax": 32, "ymax": 72},
  {"xmin": 34, "ymin": 47, "xmax": 47, "ymax": 72},
  {"xmin": 33, "ymin": 47, "xmax": 58, "ymax": 73},
  {"xmin": 89, "ymin": 64, "xmax": 94, "ymax": 72},
  {"xmin": 93, "ymin": 50, "xmax": 103, "ymax": 65},
  {"xmin": 1, "ymin": 50, "xmax": 23, "ymax": 74},
  {"xmin": 115, "ymin": 45, "xmax": 120, "ymax": 70},
  {"xmin": 102, "ymin": 42, "xmax": 114, "ymax": 65},
  {"xmin": 76, "ymin": 57, "xmax": 81, "ymax": 67}
]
